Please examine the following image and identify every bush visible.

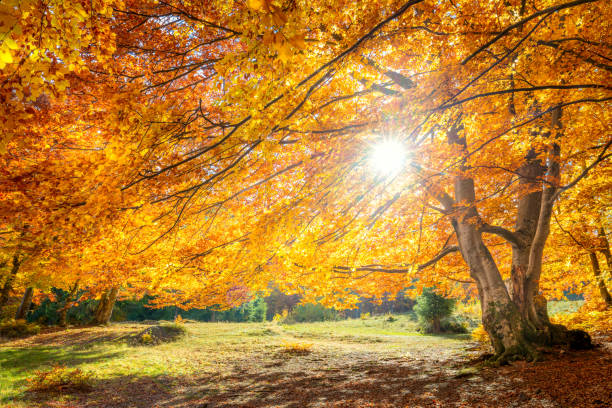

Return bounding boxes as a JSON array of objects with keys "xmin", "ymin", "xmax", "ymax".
[
  {"xmin": 283, "ymin": 303, "xmax": 338, "ymax": 323},
  {"xmin": 414, "ymin": 288, "xmax": 455, "ymax": 333},
  {"xmin": 0, "ymin": 318, "xmax": 40, "ymax": 338},
  {"xmin": 129, "ymin": 323, "xmax": 187, "ymax": 346},
  {"xmin": 471, "ymin": 324, "xmax": 489, "ymax": 344},
  {"xmin": 440, "ymin": 317, "xmax": 468, "ymax": 334},
  {"xmin": 26, "ymin": 365, "xmax": 93, "ymax": 393},
  {"xmin": 0, "ymin": 303, "xmax": 19, "ymax": 321},
  {"xmin": 280, "ymin": 341, "xmax": 313, "ymax": 355}
]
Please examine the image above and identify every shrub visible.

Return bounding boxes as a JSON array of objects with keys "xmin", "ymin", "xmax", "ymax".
[
  {"xmin": 26, "ymin": 365, "xmax": 93, "ymax": 393},
  {"xmin": 272, "ymin": 309, "xmax": 289, "ymax": 323},
  {"xmin": 471, "ymin": 324, "xmax": 489, "ymax": 344},
  {"xmin": 0, "ymin": 318, "xmax": 41, "ymax": 338},
  {"xmin": 441, "ymin": 318, "xmax": 468, "ymax": 334},
  {"xmin": 550, "ymin": 300, "xmax": 612, "ymax": 333},
  {"xmin": 130, "ymin": 323, "xmax": 186, "ymax": 345},
  {"xmin": 284, "ymin": 303, "xmax": 338, "ymax": 323},
  {"xmin": 280, "ymin": 341, "xmax": 313, "ymax": 355},
  {"xmin": 414, "ymin": 288, "xmax": 455, "ymax": 333}
]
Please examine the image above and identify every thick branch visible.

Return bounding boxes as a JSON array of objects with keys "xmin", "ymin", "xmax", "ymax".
[
  {"xmin": 332, "ymin": 245, "xmax": 460, "ymax": 274},
  {"xmin": 480, "ymin": 224, "xmax": 523, "ymax": 247}
]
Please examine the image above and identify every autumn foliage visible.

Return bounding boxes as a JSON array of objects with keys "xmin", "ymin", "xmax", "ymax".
[{"xmin": 1, "ymin": 0, "xmax": 611, "ymax": 360}]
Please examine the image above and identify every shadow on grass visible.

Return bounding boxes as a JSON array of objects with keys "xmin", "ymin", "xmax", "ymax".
[
  {"xmin": 17, "ymin": 363, "xmax": 465, "ymax": 408},
  {"xmin": 8, "ymin": 355, "xmax": 511, "ymax": 408},
  {"xmin": 7, "ymin": 347, "xmax": 611, "ymax": 408},
  {"xmin": 0, "ymin": 346, "xmax": 126, "ymax": 404},
  {"xmin": 0, "ymin": 325, "xmax": 138, "ymax": 348},
  {"xmin": 0, "ymin": 346, "xmax": 126, "ymax": 371}
]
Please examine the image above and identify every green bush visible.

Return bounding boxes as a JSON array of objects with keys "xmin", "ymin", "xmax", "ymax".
[
  {"xmin": 283, "ymin": 303, "xmax": 338, "ymax": 323},
  {"xmin": 414, "ymin": 288, "xmax": 455, "ymax": 333},
  {"xmin": 0, "ymin": 318, "xmax": 41, "ymax": 338}
]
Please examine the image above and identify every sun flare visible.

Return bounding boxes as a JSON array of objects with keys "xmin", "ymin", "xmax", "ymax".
[{"xmin": 369, "ymin": 140, "xmax": 406, "ymax": 175}]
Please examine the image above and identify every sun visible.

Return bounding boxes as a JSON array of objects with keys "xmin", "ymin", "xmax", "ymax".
[{"xmin": 369, "ymin": 140, "xmax": 406, "ymax": 176}]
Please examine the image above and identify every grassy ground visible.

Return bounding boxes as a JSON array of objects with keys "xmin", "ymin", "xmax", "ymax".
[{"xmin": 0, "ymin": 305, "xmax": 609, "ymax": 408}]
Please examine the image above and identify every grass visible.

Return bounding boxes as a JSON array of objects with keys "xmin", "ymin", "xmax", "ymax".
[
  {"xmin": 0, "ymin": 316, "xmax": 473, "ymax": 407},
  {"xmin": 547, "ymin": 299, "xmax": 584, "ymax": 315},
  {"xmin": 0, "ymin": 301, "xmax": 587, "ymax": 407}
]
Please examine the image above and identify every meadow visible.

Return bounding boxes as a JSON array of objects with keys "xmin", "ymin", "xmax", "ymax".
[{"xmin": 1, "ymin": 301, "xmax": 610, "ymax": 408}]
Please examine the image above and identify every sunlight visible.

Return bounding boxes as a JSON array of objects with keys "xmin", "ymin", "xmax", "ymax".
[{"xmin": 369, "ymin": 140, "xmax": 406, "ymax": 176}]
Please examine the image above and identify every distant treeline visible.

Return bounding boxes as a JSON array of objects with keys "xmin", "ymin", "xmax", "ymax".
[{"xmin": 24, "ymin": 288, "xmax": 415, "ymax": 325}]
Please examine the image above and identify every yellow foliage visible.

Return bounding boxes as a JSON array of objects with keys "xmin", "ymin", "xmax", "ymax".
[
  {"xmin": 140, "ymin": 333, "xmax": 153, "ymax": 344},
  {"xmin": 280, "ymin": 341, "xmax": 313, "ymax": 355},
  {"xmin": 550, "ymin": 301, "xmax": 612, "ymax": 334},
  {"xmin": 272, "ymin": 309, "xmax": 289, "ymax": 323},
  {"xmin": 471, "ymin": 324, "xmax": 489, "ymax": 344}
]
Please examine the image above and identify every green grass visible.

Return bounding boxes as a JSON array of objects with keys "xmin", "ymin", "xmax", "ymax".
[
  {"xmin": 0, "ymin": 317, "xmax": 475, "ymax": 406},
  {"xmin": 547, "ymin": 299, "xmax": 584, "ymax": 315}
]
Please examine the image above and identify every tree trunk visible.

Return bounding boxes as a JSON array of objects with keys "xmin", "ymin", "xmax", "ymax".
[
  {"xmin": 589, "ymin": 251, "xmax": 612, "ymax": 307},
  {"xmin": 91, "ymin": 287, "xmax": 119, "ymax": 325},
  {"xmin": 432, "ymin": 316, "xmax": 441, "ymax": 333},
  {"xmin": 509, "ymin": 151, "xmax": 544, "ymax": 321},
  {"xmin": 58, "ymin": 283, "xmax": 79, "ymax": 327},
  {"xmin": 436, "ymin": 111, "xmax": 590, "ymax": 363},
  {"xmin": 599, "ymin": 227, "xmax": 612, "ymax": 264},
  {"xmin": 0, "ymin": 254, "xmax": 21, "ymax": 311},
  {"xmin": 15, "ymin": 287, "xmax": 33, "ymax": 320}
]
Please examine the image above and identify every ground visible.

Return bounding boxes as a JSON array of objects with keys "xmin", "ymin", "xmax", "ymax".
[{"xmin": 0, "ymin": 315, "xmax": 610, "ymax": 408}]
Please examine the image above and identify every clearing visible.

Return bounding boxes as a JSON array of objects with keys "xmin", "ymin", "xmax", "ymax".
[{"xmin": 1, "ymin": 316, "xmax": 610, "ymax": 407}]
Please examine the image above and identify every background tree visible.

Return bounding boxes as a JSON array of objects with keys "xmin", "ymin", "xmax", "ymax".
[{"xmin": 414, "ymin": 288, "xmax": 456, "ymax": 333}]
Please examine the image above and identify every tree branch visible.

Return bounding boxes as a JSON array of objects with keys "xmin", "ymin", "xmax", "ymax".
[
  {"xmin": 480, "ymin": 224, "xmax": 523, "ymax": 247},
  {"xmin": 461, "ymin": 0, "xmax": 600, "ymax": 65}
]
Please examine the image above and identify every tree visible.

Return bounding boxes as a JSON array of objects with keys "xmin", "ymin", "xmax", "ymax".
[
  {"xmin": 103, "ymin": 0, "xmax": 609, "ymax": 361},
  {"xmin": 414, "ymin": 288, "xmax": 455, "ymax": 333},
  {"xmin": 3, "ymin": 0, "xmax": 610, "ymax": 363}
]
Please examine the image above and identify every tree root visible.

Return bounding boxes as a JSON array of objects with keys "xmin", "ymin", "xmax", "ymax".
[{"xmin": 486, "ymin": 342, "xmax": 541, "ymax": 366}]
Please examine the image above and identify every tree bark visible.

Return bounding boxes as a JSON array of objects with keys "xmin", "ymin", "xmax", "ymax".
[
  {"xmin": 433, "ymin": 110, "xmax": 591, "ymax": 363},
  {"xmin": 91, "ymin": 287, "xmax": 119, "ymax": 325},
  {"xmin": 15, "ymin": 287, "xmax": 34, "ymax": 320},
  {"xmin": 509, "ymin": 151, "xmax": 544, "ymax": 320},
  {"xmin": 58, "ymin": 282, "xmax": 79, "ymax": 327},
  {"xmin": 589, "ymin": 251, "xmax": 612, "ymax": 307},
  {"xmin": 432, "ymin": 316, "xmax": 441, "ymax": 333},
  {"xmin": 0, "ymin": 254, "xmax": 21, "ymax": 311},
  {"xmin": 442, "ymin": 124, "xmax": 538, "ymax": 362}
]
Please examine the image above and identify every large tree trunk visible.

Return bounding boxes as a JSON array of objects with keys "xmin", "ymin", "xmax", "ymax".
[
  {"xmin": 451, "ymin": 183, "xmax": 537, "ymax": 362},
  {"xmin": 437, "ymin": 109, "xmax": 591, "ymax": 363},
  {"xmin": 15, "ymin": 287, "xmax": 34, "ymax": 320},
  {"xmin": 91, "ymin": 287, "xmax": 119, "ymax": 325},
  {"xmin": 442, "ymin": 122, "xmax": 536, "ymax": 362},
  {"xmin": 0, "ymin": 254, "xmax": 21, "ymax": 311}
]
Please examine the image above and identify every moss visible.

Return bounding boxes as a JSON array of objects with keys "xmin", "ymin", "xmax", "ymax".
[{"xmin": 481, "ymin": 301, "xmax": 539, "ymax": 363}]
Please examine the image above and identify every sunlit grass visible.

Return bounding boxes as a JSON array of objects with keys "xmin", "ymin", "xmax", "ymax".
[{"xmin": 0, "ymin": 303, "xmax": 576, "ymax": 406}]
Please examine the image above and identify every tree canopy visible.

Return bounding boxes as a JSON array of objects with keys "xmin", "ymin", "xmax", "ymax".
[{"xmin": 1, "ymin": 0, "xmax": 610, "ymax": 359}]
